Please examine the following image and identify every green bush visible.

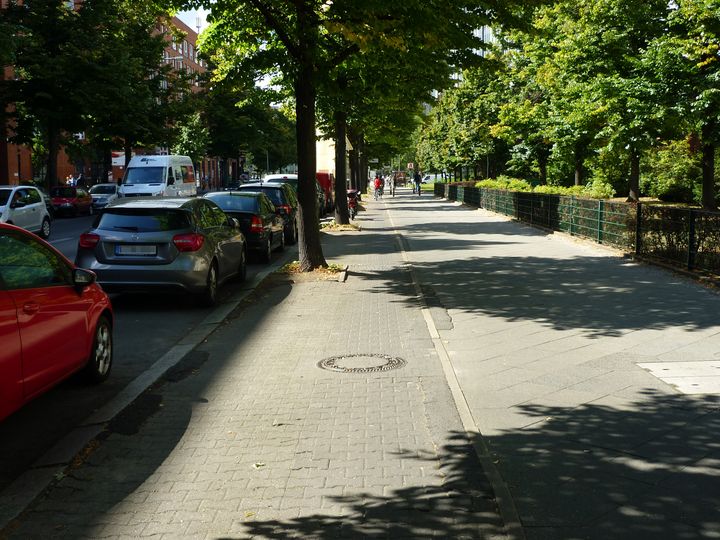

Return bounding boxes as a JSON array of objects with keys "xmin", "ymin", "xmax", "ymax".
[
  {"xmin": 641, "ymin": 140, "xmax": 700, "ymax": 204},
  {"xmin": 581, "ymin": 179, "xmax": 616, "ymax": 199}
]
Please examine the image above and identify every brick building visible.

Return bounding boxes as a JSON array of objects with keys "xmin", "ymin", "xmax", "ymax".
[{"xmin": 0, "ymin": 3, "xmax": 214, "ymax": 186}]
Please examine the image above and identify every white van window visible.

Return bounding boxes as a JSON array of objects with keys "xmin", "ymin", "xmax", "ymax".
[{"xmin": 124, "ymin": 167, "xmax": 165, "ymax": 185}]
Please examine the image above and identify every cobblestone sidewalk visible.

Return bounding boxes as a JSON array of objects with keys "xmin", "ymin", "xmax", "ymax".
[{"xmin": 3, "ymin": 200, "xmax": 507, "ymax": 539}]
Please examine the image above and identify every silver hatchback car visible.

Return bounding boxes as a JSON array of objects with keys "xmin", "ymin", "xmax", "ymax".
[{"xmin": 75, "ymin": 198, "xmax": 247, "ymax": 306}]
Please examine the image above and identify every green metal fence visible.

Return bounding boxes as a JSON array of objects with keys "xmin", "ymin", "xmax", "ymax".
[{"xmin": 434, "ymin": 184, "xmax": 720, "ymax": 278}]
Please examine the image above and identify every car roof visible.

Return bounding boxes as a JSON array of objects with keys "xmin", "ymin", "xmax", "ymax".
[
  {"xmin": 0, "ymin": 185, "xmax": 42, "ymax": 191},
  {"xmin": 262, "ymin": 174, "xmax": 298, "ymax": 181},
  {"xmin": 208, "ymin": 191, "xmax": 265, "ymax": 202},
  {"xmin": 239, "ymin": 183, "xmax": 284, "ymax": 190},
  {"xmin": 106, "ymin": 197, "xmax": 197, "ymax": 209},
  {"xmin": 91, "ymin": 183, "xmax": 117, "ymax": 187}
]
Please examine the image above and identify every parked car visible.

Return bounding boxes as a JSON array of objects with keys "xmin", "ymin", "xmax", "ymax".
[
  {"xmin": 261, "ymin": 174, "xmax": 325, "ymax": 219},
  {"xmin": 89, "ymin": 183, "xmax": 119, "ymax": 211},
  {"xmin": 205, "ymin": 191, "xmax": 284, "ymax": 262},
  {"xmin": 50, "ymin": 186, "xmax": 93, "ymax": 217},
  {"xmin": 0, "ymin": 223, "xmax": 113, "ymax": 422},
  {"xmin": 236, "ymin": 183, "xmax": 299, "ymax": 244},
  {"xmin": 0, "ymin": 185, "xmax": 52, "ymax": 238},
  {"xmin": 75, "ymin": 197, "xmax": 247, "ymax": 306}
]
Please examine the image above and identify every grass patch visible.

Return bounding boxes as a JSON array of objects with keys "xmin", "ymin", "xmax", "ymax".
[
  {"xmin": 279, "ymin": 261, "xmax": 345, "ymax": 275},
  {"xmin": 320, "ymin": 220, "xmax": 361, "ymax": 231}
]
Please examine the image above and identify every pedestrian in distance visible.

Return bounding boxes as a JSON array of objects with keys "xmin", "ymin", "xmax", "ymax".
[{"xmin": 413, "ymin": 170, "xmax": 422, "ymax": 196}]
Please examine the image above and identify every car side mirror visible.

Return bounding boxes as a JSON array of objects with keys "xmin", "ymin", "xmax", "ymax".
[
  {"xmin": 228, "ymin": 217, "xmax": 240, "ymax": 229},
  {"xmin": 73, "ymin": 268, "xmax": 97, "ymax": 290}
]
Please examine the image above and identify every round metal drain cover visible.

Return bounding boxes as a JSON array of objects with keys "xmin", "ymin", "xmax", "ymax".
[{"xmin": 318, "ymin": 353, "xmax": 407, "ymax": 373}]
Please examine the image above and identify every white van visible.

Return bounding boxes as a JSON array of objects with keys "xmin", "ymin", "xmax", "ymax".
[{"xmin": 118, "ymin": 155, "xmax": 197, "ymax": 198}]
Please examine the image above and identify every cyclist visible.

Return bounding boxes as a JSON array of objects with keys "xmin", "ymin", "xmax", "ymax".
[{"xmin": 373, "ymin": 173, "xmax": 382, "ymax": 200}]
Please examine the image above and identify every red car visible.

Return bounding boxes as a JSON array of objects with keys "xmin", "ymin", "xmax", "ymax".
[
  {"xmin": 50, "ymin": 186, "xmax": 93, "ymax": 217},
  {"xmin": 0, "ymin": 223, "xmax": 113, "ymax": 422}
]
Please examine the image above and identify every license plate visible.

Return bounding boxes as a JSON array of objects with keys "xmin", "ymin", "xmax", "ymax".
[{"xmin": 115, "ymin": 244, "xmax": 157, "ymax": 256}]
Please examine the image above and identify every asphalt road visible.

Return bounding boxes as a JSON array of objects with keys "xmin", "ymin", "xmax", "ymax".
[{"xmin": 0, "ymin": 213, "xmax": 288, "ymax": 492}]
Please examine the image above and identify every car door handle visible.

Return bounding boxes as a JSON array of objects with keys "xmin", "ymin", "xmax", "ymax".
[{"xmin": 23, "ymin": 302, "xmax": 40, "ymax": 314}]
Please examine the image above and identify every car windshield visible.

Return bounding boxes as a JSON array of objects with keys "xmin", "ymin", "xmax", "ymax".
[
  {"xmin": 51, "ymin": 187, "xmax": 76, "ymax": 198},
  {"xmin": 0, "ymin": 189, "xmax": 11, "ymax": 206},
  {"xmin": 90, "ymin": 185, "xmax": 116, "ymax": 195},
  {"xmin": 96, "ymin": 209, "xmax": 191, "ymax": 232},
  {"xmin": 123, "ymin": 167, "xmax": 164, "ymax": 185},
  {"xmin": 206, "ymin": 194, "xmax": 258, "ymax": 212}
]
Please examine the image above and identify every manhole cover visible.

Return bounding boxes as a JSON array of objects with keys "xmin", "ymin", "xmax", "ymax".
[{"xmin": 318, "ymin": 353, "xmax": 407, "ymax": 373}]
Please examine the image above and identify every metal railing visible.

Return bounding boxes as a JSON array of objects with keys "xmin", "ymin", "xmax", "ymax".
[{"xmin": 434, "ymin": 184, "xmax": 720, "ymax": 278}]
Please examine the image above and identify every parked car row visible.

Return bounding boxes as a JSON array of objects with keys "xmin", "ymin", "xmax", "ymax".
[{"xmin": 0, "ymin": 170, "xmax": 310, "ymax": 422}]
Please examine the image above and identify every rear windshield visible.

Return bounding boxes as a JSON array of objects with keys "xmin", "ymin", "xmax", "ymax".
[
  {"xmin": 90, "ymin": 184, "xmax": 116, "ymax": 195},
  {"xmin": 206, "ymin": 194, "xmax": 258, "ymax": 212},
  {"xmin": 51, "ymin": 187, "xmax": 75, "ymax": 198},
  {"xmin": 96, "ymin": 209, "xmax": 191, "ymax": 232},
  {"xmin": 123, "ymin": 167, "xmax": 164, "ymax": 185},
  {"xmin": 0, "ymin": 189, "xmax": 11, "ymax": 206},
  {"xmin": 242, "ymin": 187, "xmax": 283, "ymax": 205}
]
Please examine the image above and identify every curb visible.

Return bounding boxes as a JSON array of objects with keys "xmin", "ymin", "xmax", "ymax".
[
  {"xmin": 0, "ymin": 249, "xmax": 297, "ymax": 533},
  {"xmin": 385, "ymin": 203, "xmax": 525, "ymax": 540}
]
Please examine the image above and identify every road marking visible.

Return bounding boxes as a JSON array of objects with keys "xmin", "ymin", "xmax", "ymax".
[{"xmin": 639, "ymin": 361, "xmax": 720, "ymax": 394}]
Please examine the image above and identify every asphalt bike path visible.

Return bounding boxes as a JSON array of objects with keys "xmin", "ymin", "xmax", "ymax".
[{"xmin": 385, "ymin": 188, "xmax": 720, "ymax": 540}]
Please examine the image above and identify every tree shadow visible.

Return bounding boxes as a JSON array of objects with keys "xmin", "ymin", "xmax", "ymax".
[
  {"xmin": 224, "ymin": 391, "xmax": 720, "ymax": 539},
  {"xmin": 350, "ymin": 254, "xmax": 720, "ymax": 337}
]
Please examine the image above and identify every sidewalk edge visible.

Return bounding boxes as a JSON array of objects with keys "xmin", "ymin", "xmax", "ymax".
[
  {"xmin": 387, "ymin": 209, "xmax": 525, "ymax": 540},
  {"xmin": 0, "ymin": 249, "xmax": 297, "ymax": 534}
]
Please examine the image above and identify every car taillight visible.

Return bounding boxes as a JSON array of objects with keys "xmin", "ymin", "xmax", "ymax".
[
  {"xmin": 173, "ymin": 233, "xmax": 205, "ymax": 252},
  {"xmin": 250, "ymin": 216, "xmax": 263, "ymax": 233},
  {"xmin": 280, "ymin": 204, "xmax": 291, "ymax": 214},
  {"xmin": 79, "ymin": 233, "xmax": 100, "ymax": 249}
]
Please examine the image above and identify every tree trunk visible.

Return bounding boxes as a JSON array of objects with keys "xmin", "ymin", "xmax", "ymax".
[
  {"xmin": 359, "ymin": 134, "xmax": 368, "ymax": 194},
  {"xmin": 701, "ymin": 123, "xmax": 717, "ymax": 210},
  {"xmin": 45, "ymin": 127, "xmax": 60, "ymax": 187},
  {"xmin": 574, "ymin": 142, "xmax": 584, "ymax": 186},
  {"xmin": 294, "ymin": 13, "xmax": 326, "ymax": 271},
  {"xmin": 627, "ymin": 146, "xmax": 640, "ymax": 203},
  {"xmin": 124, "ymin": 137, "xmax": 133, "ymax": 167},
  {"xmin": 334, "ymin": 110, "xmax": 350, "ymax": 224},
  {"xmin": 537, "ymin": 144, "xmax": 550, "ymax": 185}
]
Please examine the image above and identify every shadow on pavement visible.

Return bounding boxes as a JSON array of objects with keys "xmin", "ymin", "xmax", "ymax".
[
  {"xmin": 232, "ymin": 391, "xmax": 720, "ymax": 540},
  {"xmin": 341, "ymin": 246, "xmax": 719, "ymax": 337},
  {"xmin": 228, "ymin": 434, "xmax": 505, "ymax": 539}
]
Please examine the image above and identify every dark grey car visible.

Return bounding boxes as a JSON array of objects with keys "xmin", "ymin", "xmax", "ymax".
[{"xmin": 75, "ymin": 198, "xmax": 247, "ymax": 306}]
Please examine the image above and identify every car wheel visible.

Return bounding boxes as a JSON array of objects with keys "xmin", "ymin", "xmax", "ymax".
[
  {"xmin": 200, "ymin": 262, "xmax": 218, "ymax": 307},
  {"xmin": 261, "ymin": 237, "xmax": 272, "ymax": 263},
  {"xmin": 84, "ymin": 315, "xmax": 112, "ymax": 383},
  {"xmin": 237, "ymin": 248, "xmax": 247, "ymax": 282},
  {"xmin": 39, "ymin": 217, "xmax": 51, "ymax": 239}
]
